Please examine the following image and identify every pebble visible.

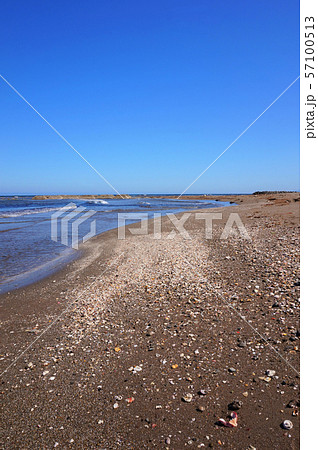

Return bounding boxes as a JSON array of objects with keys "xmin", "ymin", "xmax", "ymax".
[
  {"xmin": 228, "ymin": 400, "xmax": 242, "ymax": 411},
  {"xmin": 259, "ymin": 376, "xmax": 271, "ymax": 383},
  {"xmin": 198, "ymin": 389, "xmax": 207, "ymax": 396},
  {"xmin": 182, "ymin": 393, "xmax": 193, "ymax": 403},
  {"xmin": 265, "ymin": 370, "xmax": 276, "ymax": 377},
  {"xmin": 281, "ymin": 420, "xmax": 293, "ymax": 430},
  {"xmin": 286, "ymin": 399, "xmax": 299, "ymax": 409},
  {"xmin": 197, "ymin": 406, "xmax": 205, "ymax": 412}
]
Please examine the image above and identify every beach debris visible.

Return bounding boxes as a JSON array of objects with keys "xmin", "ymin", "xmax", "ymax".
[
  {"xmin": 198, "ymin": 389, "xmax": 207, "ymax": 396},
  {"xmin": 171, "ymin": 364, "xmax": 178, "ymax": 369},
  {"xmin": 42, "ymin": 370, "xmax": 49, "ymax": 376},
  {"xmin": 165, "ymin": 437, "xmax": 171, "ymax": 445},
  {"xmin": 182, "ymin": 393, "xmax": 193, "ymax": 403},
  {"xmin": 286, "ymin": 399, "xmax": 299, "ymax": 409},
  {"xmin": 126, "ymin": 397, "xmax": 135, "ymax": 404},
  {"xmin": 242, "ymin": 392, "xmax": 249, "ymax": 397},
  {"xmin": 281, "ymin": 420, "xmax": 293, "ymax": 430},
  {"xmin": 265, "ymin": 369, "xmax": 276, "ymax": 377},
  {"xmin": 113, "ymin": 402, "xmax": 119, "ymax": 409},
  {"xmin": 217, "ymin": 412, "xmax": 238, "ymax": 428},
  {"xmin": 228, "ymin": 400, "xmax": 242, "ymax": 411},
  {"xmin": 228, "ymin": 367, "xmax": 236, "ymax": 373},
  {"xmin": 197, "ymin": 406, "xmax": 206, "ymax": 412},
  {"xmin": 128, "ymin": 365, "xmax": 143, "ymax": 374},
  {"xmin": 237, "ymin": 340, "xmax": 247, "ymax": 348},
  {"xmin": 259, "ymin": 376, "xmax": 271, "ymax": 383},
  {"xmin": 114, "ymin": 347, "xmax": 121, "ymax": 352}
]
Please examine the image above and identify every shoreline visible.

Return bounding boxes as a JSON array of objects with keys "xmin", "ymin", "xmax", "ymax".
[
  {"xmin": 0, "ymin": 192, "xmax": 300, "ymax": 448},
  {"xmin": 0, "ymin": 196, "xmax": 231, "ymax": 295},
  {"xmin": 0, "ymin": 196, "xmax": 233, "ymax": 295}
]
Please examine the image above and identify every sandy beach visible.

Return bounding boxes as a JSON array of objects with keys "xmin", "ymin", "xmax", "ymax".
[{"xmin": 0, "ymin": 193, "xmax": 300, "ymax": 449}]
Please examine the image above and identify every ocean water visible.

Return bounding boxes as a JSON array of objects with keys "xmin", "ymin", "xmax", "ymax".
[{"xmin": 0, "ymin": 195, "xmax": 228, "ymax": 293}]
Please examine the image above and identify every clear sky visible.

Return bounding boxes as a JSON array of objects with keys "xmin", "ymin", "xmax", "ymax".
[{"xmin": 0, "ymin": 0, "xmax": 299, "ymax": 195}]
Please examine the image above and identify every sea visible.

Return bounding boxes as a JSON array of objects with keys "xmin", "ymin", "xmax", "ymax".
[{"xmin": 0, "ymin": 195, "xmax": 229, "ymax": 293}]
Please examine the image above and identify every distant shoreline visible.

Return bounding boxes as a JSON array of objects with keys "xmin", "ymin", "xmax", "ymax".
[{"xmin": 0, "ymin": 191, "xmax": 299, "ymax": 200}]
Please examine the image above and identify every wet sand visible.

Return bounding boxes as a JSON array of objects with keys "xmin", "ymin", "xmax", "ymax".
[{"xmin": 0, "ymin": 193, "xmax": 300, "ymax": 449}]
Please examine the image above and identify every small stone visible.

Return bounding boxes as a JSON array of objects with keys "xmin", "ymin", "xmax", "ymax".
[
  {"xmin": 286, "ymin": 399, "xmax": 300, "ymax": 409},
  {"xmin": 165, "ymin": 437, "xmax": 171, "ymax": 445},
  {"xmin": 228, "ymin": 367, "xmax": 236, "ymax": 373},
  {"xmin": 197, "ymin": 406, "xmax": 205, "ymax": 412},
  {"xmin": 198, "ymin": 389, "xmax": 207, "ymax": 396},
  {"xmin": 265, "ymin": 370, "xmax": 276, "ymax": 377},
  {"xmin": 182, "ymin": 393, "xmax": 193, "ymax": 403},
  {"xmin": 259, "ymin": 376, "xmax": 271, "ymax": 383},
  {"xmin": 228, "ymin": 400, "xmax": 242, "ymax": 410},
  {"xmin": 113, "ymin": 402, "xmax": 119, "ymax": 409},
  {"xmin": 242, "ymin": 392, "xmax": 249, "ymax": 397},
  {"xmin": 281, "ymin": 420, "xmax": 293, "ymax": 430}
]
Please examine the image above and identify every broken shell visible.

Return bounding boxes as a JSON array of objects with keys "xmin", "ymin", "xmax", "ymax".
[
  {"xmin": 281, "ymin": 420, "xmax": 293, "ymax": 430},
  {"xmin": 182, "ymin": 393, "xmax": 193, "ymax": 403}
]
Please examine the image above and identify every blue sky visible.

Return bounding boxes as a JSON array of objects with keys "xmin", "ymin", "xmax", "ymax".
[{"xmin": 0, "ymin": 0, "xmax": 299, "ymax": 194}]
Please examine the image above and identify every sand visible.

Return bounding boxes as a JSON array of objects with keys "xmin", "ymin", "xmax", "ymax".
[{"xmin": 0, "ymin": 193, "xmax": 300, "ymax": 449}]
